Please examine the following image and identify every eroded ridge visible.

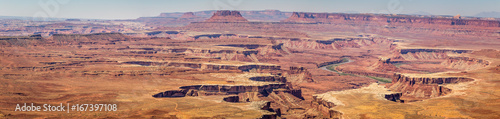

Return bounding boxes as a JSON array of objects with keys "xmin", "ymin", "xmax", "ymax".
[
  {"xmin": 387, "ymin": 73, "xmax": 474, "ymax": 101},
  {"xmin": 152, "ymin": 74, "xmax": 308, "ymax": 118}
]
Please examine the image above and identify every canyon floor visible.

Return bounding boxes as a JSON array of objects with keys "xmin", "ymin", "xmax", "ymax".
[{"xmin": 1, "ymin": 11, "xmax": 500, "ymax": 119}]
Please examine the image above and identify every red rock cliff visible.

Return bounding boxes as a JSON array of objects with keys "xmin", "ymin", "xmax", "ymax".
[
  {"xmin": 204, "ymin": 10, "xmax": 249, "ymax": 22},
  {"xmin": 283, "ymin": 12, "xmax": 376, "ymax": 23},
  {"xmin": 283, "ymin": 12, "xmax": 500, "ymax": 27},
  {"xmin": 387, "ymin": 73, "xmax": 473, "ymax": 101},
  {"xmin": 179, "ymin": 12, "xmax": 199, "ymax": 19}
]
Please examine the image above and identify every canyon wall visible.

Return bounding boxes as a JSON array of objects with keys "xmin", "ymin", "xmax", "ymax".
[
  {"xmin": 124, "ymin": 61, "xmax": 280, "ymax": 72},
  {"xmin": 283, "ymin": 12, "xmax": 500, "ymax": 28},
  {"xmin": 0, "ymin": 34, "xmax": 43, "ymax": 46},
  {"xmin": 153, "ymin": 84, "xmax": 289, "ymax": 98},
  {"xmin": 281, "ymin": 67, "xmax": 314, "ymax": 83},
  {"xmin": 204, "ymin": 10, "xmax": 249, "ymax": 22},
  {"xmin": 310, "ymin": 95, "xmax": 343, "ymax": 118},
  {"xmin": 441, "ymin": 57, "xmax": 489, "ymax": 71},
  {"xmin": 275, "ymin": 37, "xmax": 393, "ymax": 50},
  {"xmin": 396, "ymin": 49, "xmax": 472, "ymax": 61},
  {"xmin": 387, "ymin": 73, "xmax": 473, "ymax": 100}
]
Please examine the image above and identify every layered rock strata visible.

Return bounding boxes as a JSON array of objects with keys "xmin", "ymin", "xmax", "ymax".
[
  {"xmin": 204, "ymin": 10, "xmax": 249, "ymax": 22},
  {"xmin": 387, "ymin": 73, "xmax": 473, "ymax": 100},
  {"xmin": 283, "ymin": 12, "xmax": 500, "ymax": 27}
]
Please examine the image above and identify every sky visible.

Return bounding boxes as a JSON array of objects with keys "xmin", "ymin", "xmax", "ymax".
[{"xmin": 0, "ymin": 0, "xmax": 499, "ymax": 19}]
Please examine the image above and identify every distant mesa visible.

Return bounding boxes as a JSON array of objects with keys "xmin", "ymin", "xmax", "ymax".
[
  {"xmin": 204, "ymin": 10, "xmax": 248, "ymax": 22},
  {"xmin": 65, "ymin": 19, "xmax": 81, "ymax": 21},
  {"xmin": 179, "ymin": 12, "xmax": 199, "ymax": 19},
  {"xmin": 282, "ymin": 12, "xmax": 500, "ymax": 27},
  {"xmin": 282, "ymin": 12, "xmax": 317, "ymax": 23},
  {"xmin": 282, "ymin": 12, "xmax": 374, "ymax": 23}
]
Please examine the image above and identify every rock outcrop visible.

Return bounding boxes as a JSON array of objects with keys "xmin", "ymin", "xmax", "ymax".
[
  {"xmin": 0, "ymin": 34, "xmax": 42, "ymax": 41},
  {"xmin": 204, "ymin": 10, "xmax": 249, "ymax": 22},
  {"xmin": 395, "ymin": 49, "xmax": 472, "ymax": 61},
  {"xmin": 371, "ymin": 58, "xmax": 400, "ymax": 73},
  {"xmin": 391, "ymin": 73, "xmax": 474, "ymax": 85},
  {"xmin": 281, "ymin": 67, "xmax": 314, "ymax": 83},
  {"xmin": 399, "ymin": 49, "xmax": 471, "ymax": 54},
  {"xmin": 276, "ymin": 37, "xmax": 392, "ymax": 50},
  {"xmin": 387, "ymin": 73, "xmax": 473, "ymax": 100},
  {"xmin": 283, "ymin": 12, "xmax": 500, "ymax": 27},
  {"xmin": 123, "ymin": 61, "xmax": 280, "ymax": 72},
  {"xmin": 50, "ymin": 33, "xmax": 129, "ymax": 45},
  {"xmin": 223, "ymin": 96, "xmax": 240, "ymax": 102},
  {"xmin": 384, "ymin": 93, "xmax": 403, "ymax": 103},
  {"xmin": 249, "ymin": 76, "xmax": 287, "ymax": 83},
  {"xmin": 0, "ymin": 34, "xmax": 44, "ymax": 46},
  {"xmin": 179, "ymin": 12, "xmax": 199, "ymax": 19},
  {"xmin": 157, "ymin": 10, "xmax": 293, "ymax": 22},
  {"xmin": 283, "ymin": 12, "xmax": 375, "ymax": 23},
  {"xmin": 151, "ymin": 73, "xmax": 311, "ymax": 118},
  {"xmin": 153, "ymin": 83, "xmax": 294, "ymax": 98},
  {"xmin": 441, "ymin": 57, "xmax": 489, "ymax": 70},
  {"xmin": 311, "ymin": 95, "xmax": 343, "ymax": 118}
]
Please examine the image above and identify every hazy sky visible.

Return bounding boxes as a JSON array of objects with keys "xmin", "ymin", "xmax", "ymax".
[{"xmin": 0, "ymin": 0, "xmax": 499, "ymax": 19}]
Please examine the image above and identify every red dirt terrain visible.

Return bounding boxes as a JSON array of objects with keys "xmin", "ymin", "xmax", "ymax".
[{"xmin": 0, "ymin": 10, "xmax": 499, "ymax": 118}]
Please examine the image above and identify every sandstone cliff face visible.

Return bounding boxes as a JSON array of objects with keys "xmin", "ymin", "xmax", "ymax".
[
  {"xmin": 283, "ymin": 12, "xmax": 375, "ymax": 23},
  {"xmin": 204, "ymin": 10, "xmax": 249, "ymax": 22},
  {"xmin": 276, "ymin": 37, "xmax": 392, "ymax": 50},
  {"xmin": 167, "ymin": 47, "xmax": 257, "ymax": 62},
  {"xmin": 3, "ymin": 33, "xmax": 127, "ymax": 46},
  {"xmin": 281, "ymin": 67, "xmax": 314, "ymax": 83},
  {"xmin": 0, "ymin": 34, "xmax": 42, "ymax": 41},
  {"xmin": 391, "ymin": 73, "xmax": 473, "ymax": 85},
  {"xmin": 51, "ymin": 33, "xmax": 129, "ymax": 45},
  {"xmin": 387, "ymin": 16, "xmax": 500, "ymax": 27},
  {"xmin": 397, "ymin": 49, "xmax": 471, "ymax": 61},
  {"xmin": 150, "ymin": 71, "xmax": 313, "ymax": 118},
  {"xmin": 384, "ymin": 93, "xmax": 403, "ymax": 102},
  {"xmin": 387, "ymin": 73, "xmax": 473, "ymax": 100},
  {"xmin": 371, "ymin": 58, "xmax": 399, "ymax": 72},
  {"xmin": 124, "ymin": 61, "xmax": 280, "ymax": 72},
  {"xmin": 179, "ymin": 12, "xmax": 199, "ymax": 19},
  {"xmin": 310, "ymin": 95, "xmax": 343, "ymax": 119},
  {"xmin": 0, "ymin": 34, "xmax": 44, "ymax": 46},
  {"xmin": 239, "ymin": 10, "xmax": 291, "ymax": 22},
  {"xmin": 441, "ymin": 57, "xmax": 489, "ymax": 71},
  {"xmin": 223, "ymin": 96, "xmax": 240, "ymax": 102},
  {"xmin": 158, "ymin": 10, "xmax": 292, "ymax": 22},
  {"xmin": 249, "ymin": 76, "xmax": 287, "ymax": 83},
  {"xmin": 283, "ymin": 12, "xmax": 500, "ymax": 28},
  {"xmin": 153, "ymin": 83, "xmax": 288, "ymax": 98}
]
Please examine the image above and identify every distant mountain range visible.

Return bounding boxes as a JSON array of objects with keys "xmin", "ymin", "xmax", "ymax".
[
  {"xmin": 157, "ymin": 10, "xmax": 293, "ymax": 22},
  {"xmin": 1, "ymin": 10, "xmax": 499, "ymax": 21},
  {"xmin": 474, "ymin": 11, "xmax": 500, "ymax": 18}
]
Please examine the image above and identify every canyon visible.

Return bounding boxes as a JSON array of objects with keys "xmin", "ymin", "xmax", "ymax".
[{"xmin": 0, "ymin": 9, "xmax": 499, "ymax": 119}]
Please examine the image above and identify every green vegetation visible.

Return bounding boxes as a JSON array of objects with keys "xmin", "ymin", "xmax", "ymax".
[
  {"xmin": 340, "ymin": 57, "xmax": 349, "ymax": 63},
  {"xmin": 392, "ymin": 63, "xmax": 404, "ymax": 68},
  {"xmin": 323, "ymin": 57, "xmax": 392, "ymax": 83},
  {"xmin": 367, "ymin": 76, "xmax": 392, "ymax": 83},
  {"xmin": 326, "ymin": 65, "xmax": 340, "ymax": 73},
  {"xmin": 325, "ymin": 58, "xmax": 350, "ymax": 73}
]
